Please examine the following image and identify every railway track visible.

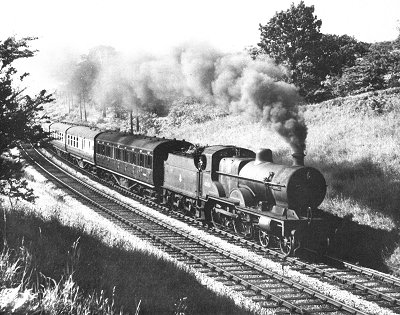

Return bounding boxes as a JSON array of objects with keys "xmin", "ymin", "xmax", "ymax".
[{"xmin": 21, "ymin": 143, "xmax": 400, "ymax": 314}]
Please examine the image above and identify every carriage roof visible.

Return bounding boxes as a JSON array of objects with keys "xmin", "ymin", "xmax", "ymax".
[{"xmin": 96, "ymin": 132, "xmax": 190, "ymax": 152}]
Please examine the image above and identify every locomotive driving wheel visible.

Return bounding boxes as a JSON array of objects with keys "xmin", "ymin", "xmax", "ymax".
[
  {"xmin": 234, "ymin": 215, "xmax": 253, "ymax": 239},
  {"xmin": 280, "ymin": 236, "xmax": 295, "ymax": 256},
  {"xmin": 258, "ymin": 230, "xmax": 271, "ymax": 247}
]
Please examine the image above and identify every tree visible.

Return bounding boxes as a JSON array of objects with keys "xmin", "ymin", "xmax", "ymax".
[
  {"xmin": 0, "ymin": 36, "xmax": 53, "ymax": 202},
  {"xmin": 257, "ymin": 1, "xmax": 369, "ymax": 102},
  {"xmin": 317, "ymin": 35, "xmax": 369, "ymax": 77},
  {"xmin": 257, "ymin": 1, "xmax": 323, "ymax": 100},
  {"xmin": 258, "ymin": 1, "xmax": 322, "ymax": 72},
  {"xmin": 67, "ymin": 46, "xmax": 117, "ymax": 119},
  {"xmin": 68, "ymin": 56, "xmax": 99, "ymax": 121},
  {"xmin": 324, "ymin": 41, "xmax": 400, "ymax": 97}
]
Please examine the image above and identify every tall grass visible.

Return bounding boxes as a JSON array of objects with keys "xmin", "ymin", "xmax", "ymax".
[{"xmin": 0, "ymin": 240, "xmax": 129, "ymax": 314}]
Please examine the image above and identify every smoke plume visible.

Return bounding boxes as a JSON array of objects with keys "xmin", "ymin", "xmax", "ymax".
[{"xmin": 73, "ymin": 44, "xmax": 307, "ymax": 151}]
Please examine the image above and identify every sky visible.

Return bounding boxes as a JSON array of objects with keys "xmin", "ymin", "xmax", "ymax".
[{"xmin": 1, "ymin": 0, "xmax": 399, "ymax": 89}]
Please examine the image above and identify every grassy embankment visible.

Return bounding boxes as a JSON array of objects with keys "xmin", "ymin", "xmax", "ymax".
[{"xmin": 0, "ymin": 164, "xmax": 254, "ymax": 314}]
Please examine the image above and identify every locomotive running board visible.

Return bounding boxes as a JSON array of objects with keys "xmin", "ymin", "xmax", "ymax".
[{"xmin": 207, "ymin": 195, "xmax": 240, "ymax": 207}]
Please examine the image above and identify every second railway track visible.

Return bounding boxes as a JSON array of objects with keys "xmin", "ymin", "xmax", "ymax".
[{"xmin": 20, "ymin": 143, "xmax": 400, "ymax": 314}]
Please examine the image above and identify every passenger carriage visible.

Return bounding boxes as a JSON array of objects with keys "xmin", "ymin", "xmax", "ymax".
[
  {"xmin": 48, "ymin": 122, "xmax": 73, "ymax": 153},
  {"xmin": 95, "ymin": 132, "xmax": 191, "ymax": 195}
]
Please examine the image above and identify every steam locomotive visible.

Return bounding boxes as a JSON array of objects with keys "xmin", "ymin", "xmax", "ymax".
[{"xmin": 43, "ymin": 122, "xmax": 328, "ymax": 256}]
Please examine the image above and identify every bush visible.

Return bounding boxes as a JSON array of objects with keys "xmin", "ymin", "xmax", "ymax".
[{"xmin": 166, "ymin": 97, "xmax": 227, "ymax": 128}]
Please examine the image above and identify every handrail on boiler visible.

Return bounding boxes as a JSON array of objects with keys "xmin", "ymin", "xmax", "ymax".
[{"xmin": 216, "ymin": 171, "xmax": 286, "ymax": 188}]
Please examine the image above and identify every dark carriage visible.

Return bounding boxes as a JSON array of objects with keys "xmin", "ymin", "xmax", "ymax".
[{"xmin": 95, "ymin": 132, "xmax": 191, "ymax": 189}]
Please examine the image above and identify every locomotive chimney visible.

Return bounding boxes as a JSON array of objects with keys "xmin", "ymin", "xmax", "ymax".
[
  {"xmin": 254, "ymin": 148, "xmax": 273, "ymax": 165},
  {"xmin": 292, "ymin": 151, "xmax": 305, "ymax": 166}
]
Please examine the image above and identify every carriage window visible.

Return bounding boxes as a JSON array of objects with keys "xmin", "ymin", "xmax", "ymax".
[
  {"xmin": 115, "ymin": 148, "xmax": 121, "ymax": 160},
  {"xmin": 129, "ymin": 152, "xmax": 136, "ymax": 164},
  {"xmin": 105, "ymin": 145, "xmax": 111, "ymax": 157},
  {"xmin": 123, "ymin": 150, "xmax": 128, "ymax": 162},
  {"xmin": 146, "ymin": 155, "xmax": 152, "ymax": 169},
  {"xmin": 139, "ymin": 154, "xmax": 144, "ymax": 167}
]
